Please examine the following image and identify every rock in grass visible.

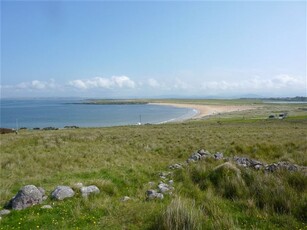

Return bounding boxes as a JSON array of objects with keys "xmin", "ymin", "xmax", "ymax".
[
  {"xmin": 146, "ymin": 190, "xmax": 164, "ymax": 200},
  {"xmin": 188, "ymin": 153, "xmax": 202, "ymax": 162},
  {"xmin": 8, "ymin": 185, "xmax": 44, "ymax": 210},
  {"xmin": 41, "ymin": 205, "xmax": 52, "ymax": 209},
  {"xmin": 74, "ymin": 182, "xmax": 84, "ymax": 189},
  {"xmin": 158, "ymin": 182, "xmax": 174, "ymax": 194},
  {"xmin": 214, "ymin": 152, "xmax": 224, "ymax": 160},
  {"xmin": 80, "ymin": 185, "xmax": 100, "ymax": 197},
  {"xmin": 169, "ymin": 163, "xmax": 183, "ymax": 170},
  {"xmin": 51, "ymin": 186, "xmax": 75, "ymax": 200},
  {"xmin": 0, "ymin": 209, "xmax": 11, "ymax": 216},
  {"xmin": 120, "ymin": 196, "xmax": 131, "ymax": 202}
]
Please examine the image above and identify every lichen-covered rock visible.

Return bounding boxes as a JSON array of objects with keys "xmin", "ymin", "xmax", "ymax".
[
  {"xmin": 9, "ymin": 185, "xmax": 44, "ymax": 210},
  {"xmin": 51, "ymin": 186, "xmax": 75, "ymax": 200},
  {"xmin": 80, "ymin": 185, "xmax": 100, "ymax": 197}
]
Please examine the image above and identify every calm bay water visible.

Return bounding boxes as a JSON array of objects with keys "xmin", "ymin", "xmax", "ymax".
[{"xmin": 0, "ymin": 98, "xmax": 197, "ymax": 129}]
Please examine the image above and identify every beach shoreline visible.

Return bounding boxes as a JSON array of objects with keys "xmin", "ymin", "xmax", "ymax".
[{"xmin": 150, "ymin": 103, "xmax": 256, "ymax": 120}]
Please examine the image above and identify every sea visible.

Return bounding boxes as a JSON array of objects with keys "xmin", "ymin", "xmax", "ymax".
[{"xmin": 0, "ymin": 98, "xmax": 197, "ymax": 129}]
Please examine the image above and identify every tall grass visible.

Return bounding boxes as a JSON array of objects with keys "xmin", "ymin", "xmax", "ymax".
[{"xmin": 159, "ymin": 197, "xmax": 204, "ymax": 230}]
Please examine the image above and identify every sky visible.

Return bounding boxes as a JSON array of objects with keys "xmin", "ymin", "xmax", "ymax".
[{"xmin": 1, "ymin": 0, "xmax": 306, "ymax": 98}]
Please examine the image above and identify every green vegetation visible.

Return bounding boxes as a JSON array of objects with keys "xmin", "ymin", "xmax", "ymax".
[{"xmin": 0, "ymin": 103, "xmax": 306, "ymax": 229}]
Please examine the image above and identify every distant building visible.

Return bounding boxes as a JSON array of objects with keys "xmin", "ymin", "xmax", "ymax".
[{"xmin": 279, "ymin": 113, "xmax": 287, "ymax": 119}]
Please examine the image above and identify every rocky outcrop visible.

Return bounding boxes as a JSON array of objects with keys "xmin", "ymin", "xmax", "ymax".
[{"xmin": 51, "ymin": 186, "xmax": 75, "ymax": 200}]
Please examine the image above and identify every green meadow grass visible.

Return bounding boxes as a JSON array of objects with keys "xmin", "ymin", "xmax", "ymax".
[{"xmin": 0, "ymin": 103, "xmax": 306, "ymax": 229}]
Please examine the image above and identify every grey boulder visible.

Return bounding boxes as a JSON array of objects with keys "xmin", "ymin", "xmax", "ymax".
[
  {"xmin": 9, "ymin": 185, "xmax": 44, "ymax": 210},
  {"xmin": 80, "ymin": 185, "xmax": 100, "ymax": 197},
  {"xmin": 51, "ymin": 186, "xmax": 75, "ymax": 200},
  {"xmin": 146, "ymin": 190, "xmax": 164, "ymax": 200}
]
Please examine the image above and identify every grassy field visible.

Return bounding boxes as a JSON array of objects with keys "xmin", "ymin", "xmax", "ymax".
[{"xmin": 0, "ymin": 101, "xmax": 306, "ymax": 229}]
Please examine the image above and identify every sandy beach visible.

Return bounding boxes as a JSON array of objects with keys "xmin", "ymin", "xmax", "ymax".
[{"xmin": 150, "ymin": 103, "xmax": 255, "ymax": 119}]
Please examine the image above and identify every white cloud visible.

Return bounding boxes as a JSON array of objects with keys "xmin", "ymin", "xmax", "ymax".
[
  {"xmin": 68, "ymin": 79, "xmax": 88, "ymax": 89},
  {"xmin": 202, "ymin": 75, "xmax": 305, "ymax": 93},
  {"xmin": 68, "ymin": 76, "xmax": 135, "ymax": 90},
  {"xmin": 112, "ymin": 76, "xmax": 135, "ymax": 88},
  {"xmin": 3, "ymin": 79, "xmax": 57, "ymax": 90},
  {"xmin": 147, "ymin": 78, "xmax": 160, "ymax": 88},
  {"xmin": 174, "ymin": 79, "xmax": 189, "ymax": 89}
]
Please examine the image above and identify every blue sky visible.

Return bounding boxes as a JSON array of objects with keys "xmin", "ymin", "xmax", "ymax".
[{"xmin": 1, "ymin": 1, "xmax": 306, "ymax": 98}]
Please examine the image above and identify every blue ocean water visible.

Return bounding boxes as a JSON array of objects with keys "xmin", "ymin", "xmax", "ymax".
[{"xmin": 0, "ymin": 98, "xmax": 197, "ymax": 129}]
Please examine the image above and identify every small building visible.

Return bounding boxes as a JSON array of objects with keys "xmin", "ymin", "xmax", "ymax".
[{"xmin": 279, "ymin": 113, "xmax": 287, "ymax": 119}]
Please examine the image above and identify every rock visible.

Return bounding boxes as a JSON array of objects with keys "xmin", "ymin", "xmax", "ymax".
[
  {"xmin": 198, "ymin": 149, "xmax": 206, "ymax": 155},
  {"xmin": 120, "ymin": 196, "xmax": 131, "ymax": 202},
  {"xmin": 198, "ymin": 149, "xmax": 211, "ymax": 157},
  {"xmin": 266, "ymin": 163, "xmax": 278, "ymax": 172},
  {"xmin": 189, "ymin": 153, "xmax": 202, "ymax": 161},
  {"xmin": 187, "ymin": 158, "xmax": 196, "ymax": 163},
  {"xmin": 148, "ymin": 181, "xmax": 155, "ymax": 187},
  {"xmin": 80, "ymin": 185, "xmax": 100, "ymax": 197},
  {"xmin": 277, "ymin": 161, "xmax": 298, "ymax": 172},
  {"xmin": 158, "ymin": 182, "xmax": 174, "ymax": 194},
  {"xmin": 169, "ymin": 163, "xmax": 183, "ymax": 170},
  {"xmin": 234, "ymin": 156, "xmax": 251, "ymax": 167},
  {"xmin": 8, "ymin": 185, "xmax": 43, "ymax": 210},
  {"xmin": 41, "ymin": 205, "xmax": 52, "ymax": 209},
  {"xmin": 0, "ymin": 209, "xmax": 11, "ymax": 216},
  {"xmin": 168, "ymin": 180, "xmax": 174, "ymax": 185},
  {"xmin": 146, "ymin": 190, "xmax": 164, "ymax": 200},
  {"xmin": 159, "ymin": 172, "xmax": 171, "ymax": 178},
  {"xmin": 249, "ymin": 159, "xmax": 263, "ymax": 166},
  {"xmin": 37, "ymin": 187, "xmax": 45, "ymax": 196},
  {"xmin": 37, "ymin": 187, "xmax": 48, "ymax": 201},
  {"xmin": 51, "ymin": 186, "xmax": 75, "ymax": 200},
  {"xmin": 253, "ymin": 164, "xmax": 263, "ymax": 170},
  {"xmin": 74, "ymin": 182, "xmax": 84, "ymax": 189},
  {"xmin": 158, "ymin": 183, "xmax": 170, "ymax": 193},
  {"xmin": 214, "ymin": 152, "xmax": 224, "ymax": 160}
]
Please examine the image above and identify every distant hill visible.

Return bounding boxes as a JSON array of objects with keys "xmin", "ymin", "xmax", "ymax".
[{"xmin": 241, "ymin": 96, "xmax": 307, "ymax": 102}]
